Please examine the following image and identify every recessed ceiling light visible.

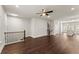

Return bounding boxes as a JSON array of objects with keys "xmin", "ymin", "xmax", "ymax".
[
  {"xmin": 16, "ymin": 5, "xmax": 19, "ymax": 8},
  {"xmin": 71, "ymin": 8, "xmax": 75, "ymax": 11},
  {"xmin": 9, "ymin": 13, "xmax": 18, "ymax": 16}
]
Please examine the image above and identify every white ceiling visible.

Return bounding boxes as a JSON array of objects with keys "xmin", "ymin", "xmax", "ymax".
[{"xmin": 3, "ymin": 5, "xmax": 79, "ymax": 20}]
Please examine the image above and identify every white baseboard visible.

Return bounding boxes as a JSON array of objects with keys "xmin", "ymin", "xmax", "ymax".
[
  {"xmin": 31, "ymin": 34, "xmax": 47, "ymax": 38},
  {"xmin": 0, "ymin": 44, "xmax": 5, "ymax": 53}
]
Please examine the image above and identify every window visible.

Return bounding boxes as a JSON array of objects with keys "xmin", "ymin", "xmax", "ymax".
[{"xmin": 62, "ymin": 21, "xmax": 79, "ymax": 34}]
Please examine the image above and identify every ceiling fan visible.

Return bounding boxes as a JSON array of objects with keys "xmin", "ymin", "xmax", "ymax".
[{"xmin": 36, "ymin": 9, "xmax": 53, "ymax": 16}]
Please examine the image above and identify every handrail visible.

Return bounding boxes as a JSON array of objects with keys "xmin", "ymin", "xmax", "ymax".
[
  {"xmin": 4, "ymin": 31, "xmax": 24, "ymax": 34},
  {"xmin": 4, "ymin": 30, "xmax": 26, "ymax": 44}
]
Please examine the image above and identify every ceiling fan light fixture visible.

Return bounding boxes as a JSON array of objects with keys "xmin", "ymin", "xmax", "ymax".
[{"xmin": 42, "ymin": 13, "xmax": 46, "ymax": 16}]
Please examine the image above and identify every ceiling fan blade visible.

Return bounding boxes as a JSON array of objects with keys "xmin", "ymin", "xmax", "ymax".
[
  {"xmin": 36, "ymin": 9, "xmax": 53, "ymax": 16},
  {"xmin": 46, "ymin": 10, "xmax": 53, "ymax": 13},
  {"xmin": 46, "ymin": 13, "xmax": 48, "ymax": 16},
  {"xmin": 40, "ymin": 14, "xmax": 42, "ymax": 16},
  {"xmin": 36, "ymin": 13, "xmax": 41, "ymax": 14}
]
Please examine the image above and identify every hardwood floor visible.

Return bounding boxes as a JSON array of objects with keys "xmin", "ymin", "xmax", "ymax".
[{"xmin": 2, "ymin": 34, "xmax": 79, "ymax": 54}]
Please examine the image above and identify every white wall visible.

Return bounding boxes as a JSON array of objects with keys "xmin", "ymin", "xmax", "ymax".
[
  {"xmin": 30, "ymin": 18, "xmax": 47, "ymax": 38},
  {"xmin": 6, "ymin": 16, "xmax": 31, "ymax": 44},
  {"xmin": 51, "ymin": 20, "xmax": 61, "ymax": 35},
  {"xmin": 6, "ymin": 17, "xmax": 48, "ymax": 42},
  {"xmin": 0, "ymin": 6, "xmax": 6, "ymax": 53},
  {"xmin": 7, "ymin": 16, "xmax": 30, "ymax": 37}
]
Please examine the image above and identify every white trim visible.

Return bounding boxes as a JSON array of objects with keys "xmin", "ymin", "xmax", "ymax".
[
  {"xmin": 0, "ymin": 44, "xmax": 5, "ymax": 53},
  {"xmin": 31, "ymin": 34, "xmax": 47, "ymax": 38}
]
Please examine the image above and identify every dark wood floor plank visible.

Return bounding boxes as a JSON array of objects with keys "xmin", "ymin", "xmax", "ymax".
[{"xmin": 2, "ymin": 34, "xmax": 79, "ymax": 54}]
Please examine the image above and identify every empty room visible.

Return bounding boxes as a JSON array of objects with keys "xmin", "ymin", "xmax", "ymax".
[{"xmin": 0, "ymin": 5, "xmax": 79, "ymax": 54}]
